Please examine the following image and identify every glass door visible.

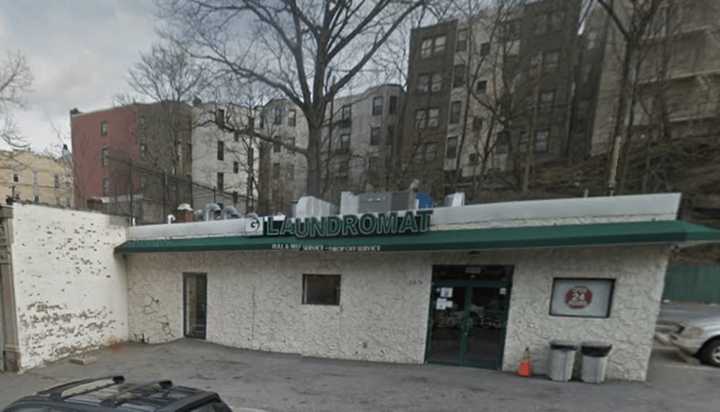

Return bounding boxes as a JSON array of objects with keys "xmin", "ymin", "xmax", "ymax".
[
  {"xmin": 426, "ymin": 282, "xmax": 510, "ymax": 368},
  {"xmin": 426, "ymin": 285, "xmax": 467, "ymax": 364}
]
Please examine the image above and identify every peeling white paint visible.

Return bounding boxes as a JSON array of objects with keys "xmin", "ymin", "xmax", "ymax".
[
  {"xmin": 126, "ymin": 245, "xmax": 669, "ymax": 381},
  {"xmin": 10, "ymin": 204, "xmax": 128, "ymax": 370}
]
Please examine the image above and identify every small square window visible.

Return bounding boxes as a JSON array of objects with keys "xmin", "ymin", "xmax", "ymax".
[
  {"xmin": 303, "ymin": 274, "xmax": 341, "ymax": 305},
  {"xmin": 480, "ymin": 42, "xmax": 491, "ymax": 57},
  {"xmin": 472, "ymin": 117, "xmax": 484, "ymax": 131},
  {"xmin": 469, "ymin": 152, "xmax": 479, "ymax": 164},
  {"xmin": 476, "ymin": 80, "xmax": 487, "ymax": 94}
]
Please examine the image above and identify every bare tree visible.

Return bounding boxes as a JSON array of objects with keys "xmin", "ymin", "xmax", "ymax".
[
  {"xmin": 595, "ymin": 0, "xmax": 665, "ymax": 194},
  {"xmin": 159, "ymin": 0, "xmax": 429, "ymax": 198},
  {"xmin": 0, "ymin": 51, "xmax": 33, "ymax": 148}
]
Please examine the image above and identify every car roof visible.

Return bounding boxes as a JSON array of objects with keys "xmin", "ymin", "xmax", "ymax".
[{"xmin": 8, "ymin": 376, "xmax": 220, "ymax": 412}]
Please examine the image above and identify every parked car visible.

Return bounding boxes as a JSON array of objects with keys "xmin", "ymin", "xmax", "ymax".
[
  {"xmin": 669, "ymin": 314, "xmax": 720, "ymax": 367},
  {"xmin": 3, "ymin": 376, "xmax": 233, "ymax": 412}
]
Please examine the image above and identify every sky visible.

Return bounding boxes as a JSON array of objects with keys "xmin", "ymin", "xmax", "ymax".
[{"xmin": 0, "ymin": 0, "xmax": 159, "ymax": 153}]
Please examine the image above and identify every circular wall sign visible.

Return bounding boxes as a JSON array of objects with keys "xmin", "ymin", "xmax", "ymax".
[{"xmin": 565, "ymin": 286, "xmax": 593, "ymax": 309}]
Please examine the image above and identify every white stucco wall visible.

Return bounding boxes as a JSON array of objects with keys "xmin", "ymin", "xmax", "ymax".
[
  {"xmin": 127, "ymin": 251, "xmax": 432, "ymax": 363},
  {"xmin": 126, "ymin": 245, "xmax": 669, "ymax": 380},
  {"xmin": 10, "ymin": 204, "xmax": 128, "ymax": 370}
]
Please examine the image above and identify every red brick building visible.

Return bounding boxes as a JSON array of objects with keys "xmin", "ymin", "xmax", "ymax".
[{"xmin": 70, "ymin": 103, "xmax": 193, "ymax": 221}]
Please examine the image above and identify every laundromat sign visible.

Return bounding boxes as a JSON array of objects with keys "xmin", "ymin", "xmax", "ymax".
[{"xmin": 263, "ymin": 210, "xmax": 433, "ymax": 238}]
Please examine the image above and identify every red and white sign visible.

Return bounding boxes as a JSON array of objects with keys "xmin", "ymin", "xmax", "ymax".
[{"xmin": 565, "ymin": 286, "xmax": 593, "ymax": 309}]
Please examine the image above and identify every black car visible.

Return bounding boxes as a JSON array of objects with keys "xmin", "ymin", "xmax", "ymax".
[{"xmin": 3, "ymin": 376, "xmax": 232, "ymax": 412}]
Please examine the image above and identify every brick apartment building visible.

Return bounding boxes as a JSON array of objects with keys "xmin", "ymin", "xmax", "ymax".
[
  {"xmin": 70, "ymin": 102, "xmax": 193, "ymax": 222},
  {"xmin": 401, "ymin": 0, "xmax": 587, "ymax": 198}
]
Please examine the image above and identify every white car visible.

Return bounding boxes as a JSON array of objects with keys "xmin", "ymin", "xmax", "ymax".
[{"xmin": 669, "ymin": 314, "xmax": 720, "ymax": 367}]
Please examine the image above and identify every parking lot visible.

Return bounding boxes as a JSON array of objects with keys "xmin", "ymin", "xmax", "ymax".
[{"xmin": 0, "ymin": 339, "xmax": 718, "ymax": 412}]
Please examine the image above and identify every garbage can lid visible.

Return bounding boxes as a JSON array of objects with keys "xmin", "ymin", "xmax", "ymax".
[
  {"xmin": 581, "ymin": 341, "xmax": 612, "ymax": 357},
  {"xmin": 550, "ymin": 340, "xmax": 578, "ymax": 350}
]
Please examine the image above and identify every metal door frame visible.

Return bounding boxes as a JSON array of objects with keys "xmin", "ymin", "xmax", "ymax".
[
  {"xmin": 425, "ymin": 278, "xmax": 512, "ymax": 369},
  {"xmin": 183, "ymin": 272, "xmax": 207, "ymax": 339}
]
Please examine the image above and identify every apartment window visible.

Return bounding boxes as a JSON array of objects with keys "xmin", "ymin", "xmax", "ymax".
[
  {"xmin": 259, "ymin": 115, "xmax": 265, "ymax": 129},
  {"xmin": 234, "ymin": 131, "xmax": 240, "ymax": 143},
  {"xmin": 270, "ymin": 106, "xmax": 281, "ymax": 125},
  {"xmin": 427, "ymin": 108, "xmax": 440, "ymax": 128},
  {"xmin": 503, "ymin": 19, "xmax": 520, "ymax": 41},
  {"xmin": 33, "ymin": 195, "xmax": 39, "ymax": 203},
  {"xmin": 386, "ymin": 125, "xmax": 395, "ymax": 146},
  {"xmin": 550, "ymin": 10, "xmax": 566, "ymax": 32},
  {"xmin": 54, "ymin": 174, "xmax": 60, "ymax": 189},
  {"xmin": 535, "ymin": 129, "xmax": 549, "ymax": 153},
  {"xmin": 495, "ymin": 132, "xmax": 509, "ymax": 154},
  {"xmin": 415, "ymin": 109, "xmax": 428, "ymax": 129},
  {"xmin": 102, "ymin": 177, "xmax": 110, "ymax": 196},
  {"xmin": 389, "ymin": 95, "xmax": 398, "ymax": 114},
  {"xmin": 100, "ymin": 121, "xmax": 108, "ymax": 136},
  {"xmin": 233, "ymin": 161, "xmax": 239, "ymax": 174},
  {"xmin": 453, "ymin": 64, "xmax": 466, "ymax": 88},
  {"xmin": 217, "ymin": 172, "xmax": 224, "ymax": 192},
  {"xmin": 303, "ymin": 274, "xmax": 341, "ymax": 305},
  {"xmin": 370, "ymin": 127, "xmax": 382, "ymax": 145},
  {"xmin": 539, "ymin": 90, "xmax": 556, "ymax": 111},
  {"xmin": 446, "ymin": 136, "xmax": 458, "ymax": 159},
  {"xmin": 518, "ymin": 132, "xmax": 529, "ymax": 153},
  {"xmin": 456, "ymin": 29, "xmax": 468, "ymax": 52},
  {"xmin": 543, "ymin": 50, "xmax": 560, "ymax": 72},
  {"xmin": 12, "ymin": 173, "xmax": 18, "ymax": 183},
  {"xmin": 421, "ymin": 38, "xmax": 433, "ymax": 58},
  {"xmin": 101, "ymin": 147, "xmax": 109, "ymax": 167},
  {"xmin": 530, "ymin": 52, "xmax": 542, "ymax": 76},
  {"xmin": 476, "ymin": 80, "xmax": 488, "ymax": 94},
  {"xmin": 472, "ymin": 117, "xmax": 484, "ymax": 131},
  {"xmin": 288, "ymin": 109, "xmax": 297, "ymax": 127},
  {"xmin": 341, "ymin": 104, "xmax": 352, "ymax": 121},
  {"xmin": 272, "ymin": 162, "xmax": 281, "ymax": 180},
  {"xmin": 417, "ymin": 74, "xmax": 430, "ymax": 93},
  {"xmin": 139, "ymin": 175, "xmax": 147, "ymax": 190},
  {"xmin": 337, "ymin": 162, "xmax": 350, "ymax": 179},
  {"xmin": 287, "ymin": 163, "xmax": 295, "ymax": 181},
  {"xmin": 469, "ymin": 152, "xmax": 479, "ymax": 164},
  {"xmin": 369, "ymin": 156, "xmax": 381, "ymax": 172},
  {"xmin": 216, "ymin": 108, "xmax": 226, "ymax": 127},
  {"xmin": 450, "ymin": 101, "xmax": 462, "ymax": 124},
  {"xmin": 535, "ymin": 14, "xmax": 548, "ymax": 35},
  {"xmin": 372, "ymin": 96, "xmax": 384, "ymax": 116},
  {"xmin": 431, "ymin": 73, "xmax": 443, "ymax": 92},
  {"xmin": 273, "ymin": 138, "xmax": 282, "ymax": 153},
  {"xmin": 340, "ymin": 134, "xmax": 351, "ymax": 151},
  {"xmin": 480, "ymin": 42, "xmax": 491, "ymax": 57},
  {"xmin": 426, "ymin": 143, "xmax": 438, "ymax": 161},
  {"xmin": 217, "ymin": 140, "xmax": 225, "ymax": 161},
  {"xmin": 434, "ymin": 35, "xmax": 446, "ymax": 54}
]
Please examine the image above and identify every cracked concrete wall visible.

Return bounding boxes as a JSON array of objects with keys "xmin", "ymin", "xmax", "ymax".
[
  {"xmin": 10, "ymin": 204, "xmax": 128, "ymax": 370},
  {"xmin": 126, "ymin": 246, "xmax": 668, "ymax": 380},
  {"xmin": 127, "ymin": 251, "xmax": 432, "ymax": 363}
]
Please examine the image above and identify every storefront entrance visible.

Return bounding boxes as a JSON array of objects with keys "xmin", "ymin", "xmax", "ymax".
[
  {"xmin": 183, "ymin": 273, "xmax": 207, "ymax": 339},
  {"xmin": 426, "ymin": 265, "xmax": 513, "ymax": 369}
]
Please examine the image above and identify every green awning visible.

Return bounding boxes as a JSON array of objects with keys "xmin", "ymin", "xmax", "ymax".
[{"xmin": 115, "ymin": 220, "xmax": 720, "ymax": 254}]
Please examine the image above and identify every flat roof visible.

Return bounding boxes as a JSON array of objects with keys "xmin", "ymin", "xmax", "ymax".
[{"xmin": 115, "ymin": 220, "xmax": 720, "ymax": 254}]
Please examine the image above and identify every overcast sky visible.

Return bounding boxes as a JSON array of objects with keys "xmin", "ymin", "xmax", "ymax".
[{"xmin": 0, "ymin": 0, "xmax": 159, "ymax": 153}]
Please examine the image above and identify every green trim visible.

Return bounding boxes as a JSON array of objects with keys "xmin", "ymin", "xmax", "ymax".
[{"xmin": 115, "ymin": 220, "xmax": 720, "ymax": 254}]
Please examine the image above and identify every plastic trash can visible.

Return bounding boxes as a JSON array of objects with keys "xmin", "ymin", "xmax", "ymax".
[
  {"xmin": 548, "ymin": 340, "xmax": 579, "ymax": 382},
  {"xmin": 580, "ymin": 341, "xmax": 613, "ymax": 383}
]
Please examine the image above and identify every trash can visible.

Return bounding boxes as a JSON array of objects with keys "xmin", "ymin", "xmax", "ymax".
[
  {"xmin": 580, "ymin": 341, "xmax": 613, "ymax": 383},
  {"xmin": 548, "ymin": 340, "xmax": 578, "ymax": 382}
]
